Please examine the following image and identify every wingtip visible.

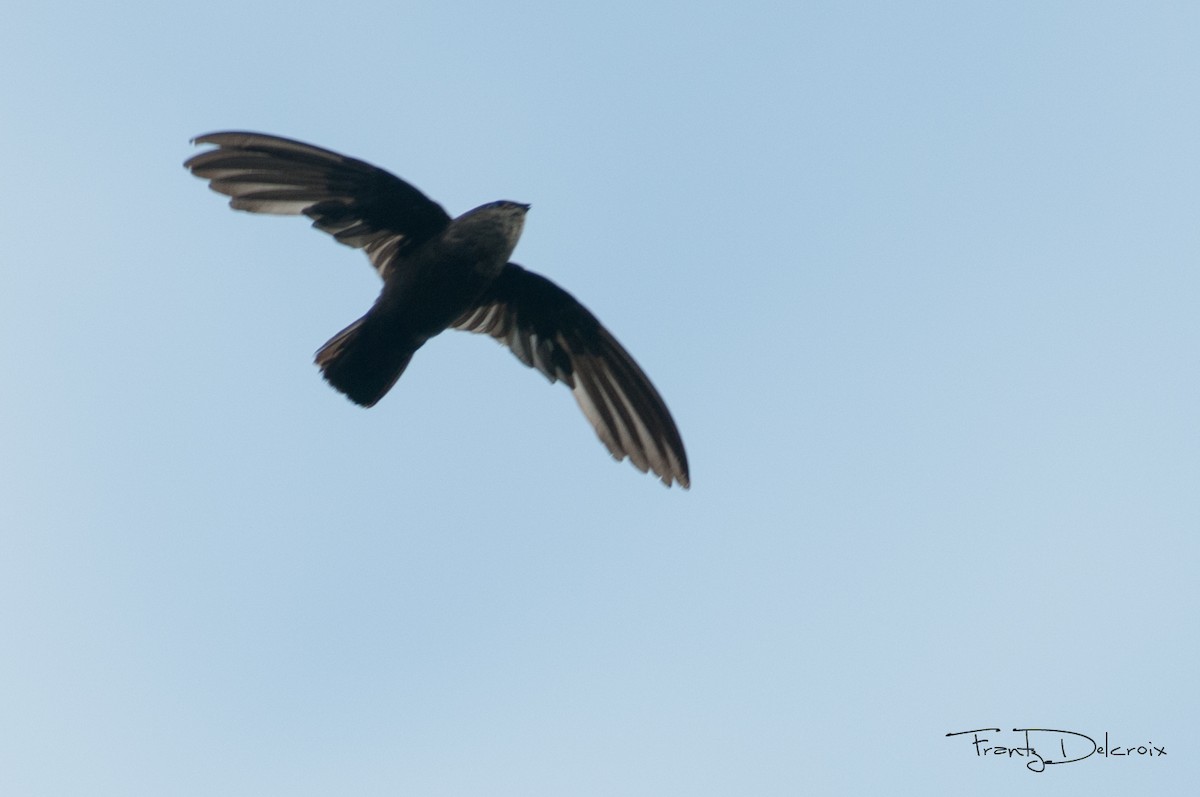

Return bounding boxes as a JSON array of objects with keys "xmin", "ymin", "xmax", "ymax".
[
  {"xmin": 664, "ymin": 470, "xmax": 691, "ymax": 489},
  {"xmin": 188, "ymin": 130, "xmax": 275, "ymax": 148},
  {"xmin": 189, "ymin": 131, "xmax": 225, "ymax": 147}
]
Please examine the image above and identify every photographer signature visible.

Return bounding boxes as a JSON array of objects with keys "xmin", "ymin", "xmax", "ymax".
[{"xmin": 946, "ymin": 728, "xmax": 1167, "ymax": 773}]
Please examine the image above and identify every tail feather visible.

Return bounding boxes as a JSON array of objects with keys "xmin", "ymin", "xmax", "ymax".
[{"xmin": 314, "ymin": 314, "xmax": 418, "ymax": 407}]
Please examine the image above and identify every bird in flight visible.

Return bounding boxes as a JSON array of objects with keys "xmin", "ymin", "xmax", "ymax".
[{"xmin": 185, "ymin": 132, "xmax": 689, "ymax": 488}]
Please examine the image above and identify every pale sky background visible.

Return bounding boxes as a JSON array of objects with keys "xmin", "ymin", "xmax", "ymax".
[{"xmin": 2, "ymin": 2, "xmax": 1197, "ymax": 795}]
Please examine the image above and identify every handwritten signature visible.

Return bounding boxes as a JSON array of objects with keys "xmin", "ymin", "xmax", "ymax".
[{"xmin": 946, "ymin": 728, "xmax": 1167, "ymax": 773}]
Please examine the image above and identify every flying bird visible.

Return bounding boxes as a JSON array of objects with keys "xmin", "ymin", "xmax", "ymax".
[{"xmin": 185, "ymin": 132, "xmax": 689, "ymax": 488}]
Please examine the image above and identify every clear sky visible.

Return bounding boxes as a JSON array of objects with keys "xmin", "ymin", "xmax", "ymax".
[{"xmin": 2, "ymin": 2, "xmax": 1196, "ymax": 795}]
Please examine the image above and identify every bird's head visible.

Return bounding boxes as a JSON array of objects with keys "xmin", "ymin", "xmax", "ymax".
[{"xmin": 453, "ymin": 200, "xmax": 530, "ymax": 259}]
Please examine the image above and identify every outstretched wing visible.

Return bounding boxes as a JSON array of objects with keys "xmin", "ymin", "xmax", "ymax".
[
  {"xmin": 454, "ymin": 263, "xmax": 689, "ymax": 488},
  {"xmin": 185, "ymin": 131, "xmax": 451, "ymax": 278}
]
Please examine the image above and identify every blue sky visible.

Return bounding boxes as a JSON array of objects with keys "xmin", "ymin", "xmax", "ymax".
[{"xmin": 2, "ymin": 2, "xmax": 1196, "ymax": 794}]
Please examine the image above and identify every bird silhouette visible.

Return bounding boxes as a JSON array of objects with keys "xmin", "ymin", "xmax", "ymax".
[{"xmin": 185, "ymin": 132, "xmax": 689, "ymax": 487}]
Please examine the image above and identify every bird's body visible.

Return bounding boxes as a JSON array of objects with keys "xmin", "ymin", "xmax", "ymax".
[
  {"xmin": 185, "ymin": 132, "xmax": 689, "ymax": 487},
  {"xmin": 315, "ymin": 200, "xmax": 529, "ymax": 406}
]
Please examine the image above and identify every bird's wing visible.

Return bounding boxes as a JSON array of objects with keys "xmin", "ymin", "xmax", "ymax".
[
  {"xmin": 453, "ymin": 263, "xmax": 689, "ymax": 488},
  {"xmin": 185, "ymin": 131, "xmax": 451, "ymax": 279}
]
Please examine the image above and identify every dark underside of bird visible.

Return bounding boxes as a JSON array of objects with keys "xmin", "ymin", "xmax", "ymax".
[{"xmin": 185, "ymin": 131, "xmax": 689, "ymax": 488}]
